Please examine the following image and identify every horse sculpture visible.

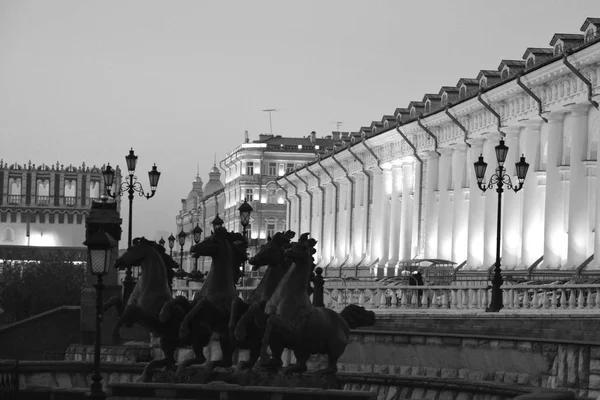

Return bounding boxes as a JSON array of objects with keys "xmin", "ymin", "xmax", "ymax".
[
  {"xmin": 259, "ymin": 233, "xmax": 376, "ymax": 375},
  {"xmin": 176, "ymin": 227, "xmax": 247, "ymax": 373},
  {"xmin": 229, "ymin": 231, "xmax": 295, "ymax": 370},
  {"xmin": 111, "ymin": 237, "xmax": 193, "ymax": 382}
]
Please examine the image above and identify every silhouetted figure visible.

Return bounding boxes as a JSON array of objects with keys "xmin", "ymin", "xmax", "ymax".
[{"xmin": 311, "ymin": 267, "xmax": 325, "ymax": 307}]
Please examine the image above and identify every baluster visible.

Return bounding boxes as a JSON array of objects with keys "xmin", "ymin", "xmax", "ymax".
[
  {"xmin": 551, "ymin": 289, "xmax": 558, "ymax": 309},
  {"xmin": 339, "ymin": 289, "xmax": 346, "ymax": 309},
  {"xmin": 561, "ymin": 289, "xmax": 569, "ymax": 309},
  {"xmin": 421, "ymin": 289, "xmax": 429, "ymax": 309},
  {"xmin": 450, "ymin": 289, "xmax": 457, "ymax": 309},
  {"xmin": 530, "ymin": 289, "xmax": 538, "ymax": 309},
  {"xmin": 461, "ymin": 289, "xmax": 468, "ymax": 309},
  {"xmin": 391, "ymin": 290, "xmax": 400, "ymax": 308},
  {"xmin": 367, "ymin": 288, "xmax": 375, "ymax": 308},
  {"xmin": 541, "ymin": 289, "xmax": 548, "ymax": 309},
  {"xmin": 401, "ymin": 289, "xmax": 409, "ymax": 308},
  {"xmin": 379, "ymin": 289, "xmax": 387, "ymax": 309},
  {"xmin": 442, "ymin": 291, "xmax": 449, "ymax": 309},
  {"xmin": 411, "ymin": 289, "xmax": 419, "ymax": 308},
  {"xmin": 595, "ymin": 289, "xmax": 600, "ymax": 309},
  {"xmin": 577, "ymin": 289, "xmax": 585, "ymax": 309},
  {"xmin": 480, "ymin": 288, "xmax": 488, "ymax": 310},
  {"xmin": 358, "ymin": 289, "xmax": 365, "ymax": 307},
  {"xmin": 569, "ymin": 289, "xmax": 577, "ymax": 309},
  {"xmin": 472, "ymin": 288, "xmax": 479, "ymax": 309},
  {"xmin": 514, "ymin": 289, "xmax": 520, "ymax": 309},
  {"xmin": 522, "ymin": 288, "xmax": 530, "ymax": 309},
  {"xmin": 586, "ymin": 289, "xmax": 595, "ymax": 309}
]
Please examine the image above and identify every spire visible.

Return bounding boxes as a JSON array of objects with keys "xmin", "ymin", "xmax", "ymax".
[
  {"xmin": 197, "ymin": 163, "xmax": 200, "ymax": 177},
  {"xmin": 213, "ymin": 153, "xmax": 217, "ymax": 166}
]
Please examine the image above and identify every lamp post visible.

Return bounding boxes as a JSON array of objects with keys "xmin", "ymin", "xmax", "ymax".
[
  {"xmin": 83, "ymin": 230, "xmax": 117, "ymax": 400},
  {"xmin": 473, "ymin": 139, "xmax": 530, "ymax": 312},
  {"xmin": 191, "ymin": 224, "xmax": 203, "ymax": 272},
  {"xmin": 178, "ymin": 229, "xmax": 187, "ymax": 272},
  {"xmin": 238, "ymin": 200, "xmax": 253, "ymax": 278},
  {"xmin": 212, "ymin": 213, "xmax": 224, "ymax": 230},
  {"xmin": 168, "ymin": 233, "xmax": 175, "ymax": 257},
  {"xmin": 158, "ymin": 237, "xmax": 165, "ymax": 248},
  {"xmin": 102, "ymin": 148, "xmax": 161, "ymax": 304}
]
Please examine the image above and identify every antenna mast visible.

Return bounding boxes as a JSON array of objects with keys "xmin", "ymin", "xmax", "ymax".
[{"xmin": 262, "ymin": 109, "xmax": 279, "ymax": 135}]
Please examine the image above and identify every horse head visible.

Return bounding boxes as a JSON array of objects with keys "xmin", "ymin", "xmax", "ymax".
[
  {"xmin": 284, "ymin": 235, "xmax": 315, "ymax": 264},
  {"xmin": 115, "ymin": 237, "xmax": 155, "ymax": 270},
  {"xmin": 249, "ymin": 231, "xmax": 291, "ymax": 270},
  {"xmin": 190, "ymin": 227, "xmax": 229, "ymax": 258}
]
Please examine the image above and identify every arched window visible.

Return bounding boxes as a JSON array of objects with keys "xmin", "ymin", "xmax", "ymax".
[
  {"xmin": 424, "ymin": 101, "xmax": 430, "ymax": 113},
  {"xmin": 410, "ymin": 108, "xmax": 416, "ymax": 118},
  {"xmin": 459, "ymin": 86, "xmax": 467, "ymax": 99},
  {"xmin": 585, "ymin": 29, "xmax": 595, "ymax": 43},
  {"xmin": 2, "ymin": 227, "xmax": 15, "ymax": 242},
  {"xmin": 479, "ymin": 78, "xmax": 487, "ymax": 89},
  {"xmin": 441, "ymin": 93, "xmax": 448, "ymax": 106},
  {"xmin": 501, "ymin": 68, "xmax": 509, "ymax": 79},
  {"xmin": 526, "ymin": 57, "xmax": 535, "ymax": 68},
  {"xmin": 554, "ymin": 43, "xmax": 563, "ymax": 56}
]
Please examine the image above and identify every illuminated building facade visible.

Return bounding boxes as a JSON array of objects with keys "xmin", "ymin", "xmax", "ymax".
[
  {"xmin": 0, "ymin": 160, "xmax": 121, "ymax": 261},
  {"xmin": 277, "ymin": 18, "xmax": 600, "ymax": 279}
]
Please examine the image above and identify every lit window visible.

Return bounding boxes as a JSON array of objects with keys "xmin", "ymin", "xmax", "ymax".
[
  {"xmin": 268, "ymin": 163, "xmax": 277, "ymax": 176},
  {"xmin": 246, "ymin": 162, "xmax": 254, "ymax": 176},
  {"xmin": 286, "ymin": 163, "xmax": 294, "ymax": 174},
  {"xmin": 267, "ymin": 189, "xmax": 276, "ymax": 203},
  {"xmin": 267, "ymin": 223, "xmax": 275, "ymax": 238},
  {"xmin": 245, "ymin": 189, "xmax": 253, "ymax": 202}
]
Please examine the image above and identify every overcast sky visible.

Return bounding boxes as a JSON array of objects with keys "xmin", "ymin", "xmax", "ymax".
[{"xmin": 1, "ymin": 0, "xmax": 598, "ymax": 243}]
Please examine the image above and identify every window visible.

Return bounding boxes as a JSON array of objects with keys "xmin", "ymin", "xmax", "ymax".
[
  {"xmin": 585, "ymin": 29, "xmax": 595, "ymax": 43},
  {"xmin": 10, "ymin": 212, "xmax": 17, "ymax": 223},
  {"xmin": 286, "ymin": 163, "xmax": 294, "ymax": 174},
  {"xmin": 441, "ymin": 93, "xmax": 447, "ymax": 106},
  {"xmin": 554, "ymin": 43, "xmax": 563, "ymax": 56},
  {"xmin": 67, "ymin": 214, "xmax": 74, "ymax": 224},
  {"xmin": 246, "ymin": 162, "xmax": 254, "ymax": 176},
  {"xmin": 268, "ymin": 163, "xmax": 277, "ymax": 176},
  {"xmin": 410, "ymin": 108, "xmax": 416, "ymax": 118},
  {"xmin": 77, "ymin": 215, "xmax": 83, "ymax": 224},
  {"xmin": 459, "ymin": 86, "xmax": 467, "ymax": 99},
  {"xmin": 246, "ymin": 224, "xmax": 252, "ymax": 239},
  {"xmin": 424, "ymin": 101, "xmax": 430, "ymax": 113},
  {"xmin": 479, "ymin": 78, "xmax": 487, "ymax": 89},
  {"xmin": 39, "ymin": 213, "xmax": 45, "ymax": 224},
  {"xmin": 245, "ymin": 189, "xmax": 253, "ymax": 202},
  {"xmin": 267, "ymin": 223, "xmax": 275, "ymax": 238},
  {"xmin": 0, "ymin": 212, "xmax": 6, "ymax": 222},
  {"xmin": 526, "ymin": 57, "xmax": 535, "ymax": 68},
  {"xmin": 49, "ymin": 214, "xmax": 55, "ymax": 224},
  {"xmin": 2, "ymin": 228, "xmax": 14, "ymax": 242},
  {"xmin": 267, "ymin": 188, "xmax": 277, "ymax": 204},
  {"xmin": 58, "ymin": 214, "xmax": 65, "ymax": 224},
  {"xmin": 501, "ymin": 68, "xmax": 509, "ymax": 79}
]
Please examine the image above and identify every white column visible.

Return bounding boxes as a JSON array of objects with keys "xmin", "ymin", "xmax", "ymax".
[
  {"xmin": 520, "ymin": 122, "xmax": 543, "ymax": 269},
  {"xmin": 322, "ymin": 183, "xmax": 333, "ymax": 264},
  {"xmin": 566, "ymin": 105, "xmax": 591, "ymax": 270},
  {"xmin": 451, "ymin": 143, "xmax": 469, "ymax": 264},
  {"xmin": 336, "ymin": 180, "xmax": 348, "ymax": 262},
  {"xmin": 541, "ymin": 113, "xmax": 566, "ymax": 269},
  {"xmin": 437, "ymin": 148, "xmax": 453, "ymax": 260},
  {"xmin": 466, "ymin": 139, "xmax": 485, "ymax": 269},
  {"xmin": 368, "ymin": 169, "xmax": 384, "ymax": 271},
  {"xmin": 353, "ymin": 174, "xmax": 365, "ymax": 260},
  {"xmin": 386, "ymin": 165, "xmax": 402, "ymax": 273},
  {"xmin": 399, "ymin": 161, "xmax": 414, "ymax": 260},
  {"xmin": 377, "ymin": 168, "xmax": 392, "ymax": 273},
  {"xmin": 424, "ymin": 151, "xmax": 439, "ymax": 258},
  {"xmin": 501, "ymin": 128, "xmax": 523, "ymax": 270}
]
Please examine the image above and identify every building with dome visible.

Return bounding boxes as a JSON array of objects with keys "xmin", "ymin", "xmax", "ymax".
[
  {"xmin": 276, "ymin": 17, "xmax": 600, "ymax": 281},
  {"xmin": 173, "ymin": 132, "xmax": 336, "ymax": 285}
]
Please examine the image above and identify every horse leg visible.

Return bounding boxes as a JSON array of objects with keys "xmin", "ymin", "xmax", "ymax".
[
  {"xmin": 258, "ymin": 315, "xmax": 285, "ymax": 367},
  {"xmin": 229, "ymin": 297, "xmax": 248, "ymax": 347},
  {"xmin": 138, "ymin": 338, "xmax": 176, "ymax": 383},
  {"xmin": 212, "ymin": 331, "xmax": 234, "ymax": 369},
  {"xmin": 103, "ymin": 295, "xmax": 122, "ymax": 314},
  {"xmin": 283, "ymin": 350, "xmax": 309, "ymax": 375},
  {"xmin": 176, "ymin": 320, "xmax": 212, "ymax": 375},
  {"xmin": 112, "ymin": 305, "xmax": 138, "ymax": 345}
]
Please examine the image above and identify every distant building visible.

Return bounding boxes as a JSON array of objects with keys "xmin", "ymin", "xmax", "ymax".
[
  {"xmin": 0, "ymin": 160, "xmax": 121, "ymax": 261},
  {"xmin": 174, "ymin": 132, "xmax": 335, "ymax": 279}
]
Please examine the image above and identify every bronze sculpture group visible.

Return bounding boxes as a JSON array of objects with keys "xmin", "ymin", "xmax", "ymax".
[{"xmin": 110, "ymin": 225, "xmax": 375, "ymax": 382}]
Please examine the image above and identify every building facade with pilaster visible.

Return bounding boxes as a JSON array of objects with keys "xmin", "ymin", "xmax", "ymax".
[{"xmin": 277, "ymin": 17, "xmax": 600, "ymax": 279}]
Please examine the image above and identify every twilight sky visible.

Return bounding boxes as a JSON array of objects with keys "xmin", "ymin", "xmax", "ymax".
[{"xmin": 0, "ymin": 0, "xmax": 598, "ymax": 243}]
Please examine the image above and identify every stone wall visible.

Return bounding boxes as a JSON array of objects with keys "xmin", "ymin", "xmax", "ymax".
[{"xmin": 0, "ymin": 306, "xmax": 80, "ymax": 360}]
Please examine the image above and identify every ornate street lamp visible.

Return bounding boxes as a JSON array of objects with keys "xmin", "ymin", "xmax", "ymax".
[
  {"xmin": 176, "ymin": 229, "xmax": 187, "ymax": 276},
  {"xmin": 191, "ymin": 224, "xmax": 203, "ymax": 272},
  {"xmin": 102, "ymin": 148, "xmax": 161, "ymax": 304},
  {"xmin": 83, "ymin": 230, "xmax": 117, "ymax": 400},
  {"xmin": 212, "ymin": 214, "xmax": 224, "ymax": 231},
  {"xmin": 168, "ymin": 233, "xmax": 175, "ymax": 257},
  {"xmin": 158, "ymin": 237, "xmax": 165, "ymax": 248},
  {"xmin": 474, "ymin": 139, "xmax": 529, "ymax": 312}
]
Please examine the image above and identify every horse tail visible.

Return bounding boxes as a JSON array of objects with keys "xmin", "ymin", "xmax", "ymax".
[{"xmin": 338, "ymin": 304, "xmax": 376, "ymax": 329}]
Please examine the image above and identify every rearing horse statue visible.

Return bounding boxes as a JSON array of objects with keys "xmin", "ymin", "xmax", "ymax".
[
  {"xmin": 112, "ymin": 237, "xmax": 193, "ymax": 382},
  {"xmin": 176, "ymin": 227, "xmax": 247, "ymax": 374},
  {"xmin": 229, "ymin": 231, "xmax": 294, "ymax": 370},
  {"xmin": 259, "ymin": 233, "xmax": 376, "ymax": 376}
]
